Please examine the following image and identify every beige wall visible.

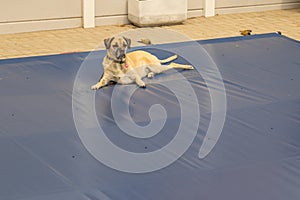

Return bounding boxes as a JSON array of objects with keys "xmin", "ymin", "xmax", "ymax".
[
  {"xmin": 96, "ymin": 0, "xmax": 127, "ymax": 16},
  {"xmin": 94, "ymin": 0, "xmax": 203, "ymax": 26},
  {"xmin": 94, "ymin": 0, "xmax": 202, "ymax": 17},
  {"xmin": 216, "ymin": 0, "xmax": 299, "ymax": 8},
  {"xmin": 0, "ymin": 0, "xmax": 299, "ymax": 34},
  {"xmin": 216, "ymin": 0, "xmax": 300, "ymax": 14},
  {"xmin": 0, "ymin": 0, "xmax": 81, "ymax": 23},
  {"xmin": 188, "ymin": 0, "xmax": 204, "ymax": 17},
  {"xmin": 0, "ymin": 0, "xmax": 82, "ymax": 34}
]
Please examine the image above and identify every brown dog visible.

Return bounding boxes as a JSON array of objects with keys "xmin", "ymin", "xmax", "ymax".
[{"xmin": 91, "ymin": 36, "xmax": 194, "ymax": 90}]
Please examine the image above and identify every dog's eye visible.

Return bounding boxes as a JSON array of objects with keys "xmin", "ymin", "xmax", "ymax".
[
  {"xmin": 123, "ymin": 43, "xmax": 127, "ymax": 48},
  {"xmin": 112, "ymin": 44, "xmax": 118, "ymax": 48}
]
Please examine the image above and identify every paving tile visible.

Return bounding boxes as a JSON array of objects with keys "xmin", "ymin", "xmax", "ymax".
[{"xmin": 0, "ymin": 8, "xmax": 299, "ymax": 59}]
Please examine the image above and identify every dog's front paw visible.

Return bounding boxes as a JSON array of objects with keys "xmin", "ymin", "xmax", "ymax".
[
  {"xmin": 135, "ymin": 78, "xmax": 146, "ymax": 88},
  {"xmin": 137, "ymin": 82, "xmax": 146, "ymax": 88},
  {"xmin": 139, "ymin": 83, "xmax": 146, "ymax": 88},
  {"xmin": 91, "ymin": 84, "xmax": 100, "ymax": 90}
]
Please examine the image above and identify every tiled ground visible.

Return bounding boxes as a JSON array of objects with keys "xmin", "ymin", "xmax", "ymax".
[{"xmin": 1, "ymin": 8, "xmax": 299, "ymax": 59}]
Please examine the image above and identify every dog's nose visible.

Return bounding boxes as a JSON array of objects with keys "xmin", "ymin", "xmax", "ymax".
[
  {"xmin": 120, "ymin": 50, "xmax": 125, "ymax": 56},
  {"xmin": 117, "ymin": 54, "xmax": 125, "ymax": 60},
  {"xmin": 116, "ymin": 49, "xmax": 125, "ymax": 59}
]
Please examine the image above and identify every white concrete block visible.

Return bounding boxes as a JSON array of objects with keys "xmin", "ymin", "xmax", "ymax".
[{"xmin": 128, "ymin": 0, "xmax": 187, "ymax": 27}]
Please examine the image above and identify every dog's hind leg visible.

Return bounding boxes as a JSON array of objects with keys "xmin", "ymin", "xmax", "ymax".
[
  {"xmin": 169, "ymin": 62, "xmax": 194, "ymax": 70},
  {"xmin": 147, "ymin": 63, "xmax": 194, "ymax": 75},
  {"xmin": 147, "ymin": 64, "xmax": 173, "ymax": 74},
  {"xmin": 147, "ymin": 72, "xmax": 155, "ymax": 78},
  {"xmin": 159, "ymin": 55, "xmax": 178, "ymax": 64}
]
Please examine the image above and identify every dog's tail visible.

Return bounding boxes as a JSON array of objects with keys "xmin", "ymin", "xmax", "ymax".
[{"xmin": 159, "ymin": 55, "xmax": 178, "ymax": 64}]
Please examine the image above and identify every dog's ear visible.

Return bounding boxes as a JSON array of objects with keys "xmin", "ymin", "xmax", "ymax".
[
  {"xmin": 104, "ymin": 37, "xmax": 115, "ymax": 49},
  {"xmin": 123, "ymin": 36, "xmax": 131, "ymax": 48}
]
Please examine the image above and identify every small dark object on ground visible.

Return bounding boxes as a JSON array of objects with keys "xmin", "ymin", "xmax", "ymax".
[
  {"xmin": 137, "ymin": 39, "xmax": 152, "ymax": 45},
  {"xmin": 240, "ymin": 30, "xmax": 252, "ymax": 36}
]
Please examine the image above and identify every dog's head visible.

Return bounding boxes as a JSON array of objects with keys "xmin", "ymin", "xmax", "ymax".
[{"xmin": 104, "ymin": 36, "xmax": 131, "ymax": 62}]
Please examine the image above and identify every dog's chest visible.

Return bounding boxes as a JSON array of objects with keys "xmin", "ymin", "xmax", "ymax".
[{"xmin": 108, "ymin": 64, "xmax": 133, "ymax": 84}]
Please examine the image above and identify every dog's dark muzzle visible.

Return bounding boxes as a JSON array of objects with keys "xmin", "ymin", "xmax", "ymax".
[{"xmin": 116, "ymin": 48, "xmax": 126, "ymax": 60}]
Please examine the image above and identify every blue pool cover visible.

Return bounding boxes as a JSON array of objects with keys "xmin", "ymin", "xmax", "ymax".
[{"xmin": 0, "ymin": 33, "xmax": 300, "ymax": 200}]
